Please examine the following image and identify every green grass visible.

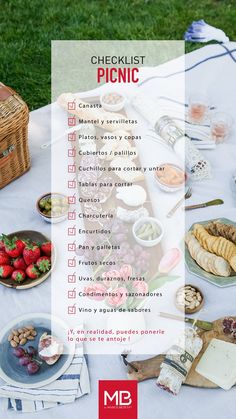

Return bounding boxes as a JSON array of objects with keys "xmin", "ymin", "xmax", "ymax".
[{"xmin": 1, "ymin": 0, "xmax": 236, "ymax": 110}]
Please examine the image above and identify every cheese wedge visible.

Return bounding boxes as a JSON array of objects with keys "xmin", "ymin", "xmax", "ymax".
[{"xmin": 196, "ymin": 338, "xmax": 236, "ymax": 390}]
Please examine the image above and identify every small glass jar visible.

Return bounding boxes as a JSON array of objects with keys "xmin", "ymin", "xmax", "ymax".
[
  {"xmin": 188, "ymin": 93, "xmax": 209, "ymax": 124},
  {"xmin": 210, "ymin": 112, "xmax": 233, "ymax": 144}
]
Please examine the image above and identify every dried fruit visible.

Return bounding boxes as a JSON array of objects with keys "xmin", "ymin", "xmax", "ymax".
[{"xmin": 8, "ymin": 325, "xmax": 37, "ymax": 347}]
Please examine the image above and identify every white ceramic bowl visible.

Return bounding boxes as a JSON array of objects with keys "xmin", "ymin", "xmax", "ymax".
[
  {"xmin": 100, "ymin": 92, "xmax": 126, "ymax": 112},
  {"xmin": 154, "ymin": 163, "xmax": 186, "ymax": 193},
  {"xmin": 36, "ymin": 193, "xmax": 69, "ymax": 224},
  {"xmin": 132, "ymin": 217, "xmax": 164, "ymax": 247}
]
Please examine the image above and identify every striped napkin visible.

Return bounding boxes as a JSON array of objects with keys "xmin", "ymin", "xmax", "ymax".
[
  {"xmin": 0, "ymin": 347, "xmax": 90, "ymax": 413},
  {"xmin": 156, "ymin": 96, "xmax": 216, "ymax": 149}
]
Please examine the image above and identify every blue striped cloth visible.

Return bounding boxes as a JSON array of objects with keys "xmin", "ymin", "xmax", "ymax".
[{"xmin": 0, "ymin": 349, "xmax": 90, "ymax": 412}]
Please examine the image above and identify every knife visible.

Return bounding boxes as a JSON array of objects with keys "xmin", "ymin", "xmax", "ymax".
[
  {"xmin": 159, "ymin": 312, "xmax": 213, "ymax": 331},
  {"xmin": 185, "ymin": 199, "xmax": 224, "ymax": 211}
]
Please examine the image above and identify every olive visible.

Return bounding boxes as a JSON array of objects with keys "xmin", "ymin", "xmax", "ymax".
[
  {"xmin": 44, "ymin": 203, "xmax": 51, "ymax": 211},
  {"xmin": 39, "ymin": 200, "xmax": 46, "ymax": 209},
  {"xmin": 51, "ymin": 198, "xmax": 60, "ymax": 206}
]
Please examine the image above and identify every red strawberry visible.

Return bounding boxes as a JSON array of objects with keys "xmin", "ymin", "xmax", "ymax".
[
  {"xmin": 0, "ymin": 251, "xmax": 10, "ymax": 265},
  {"xmin": 36, "ymin": 256, "xmax": 51, "ymax": 273},
  {"xmin": 0, "ymin": 240, "xmax": 5, "ymax": 251},
  {"xmin": 12, "ymin": 269, "xmax": 26, "ymax": 283},
  {"xmin": 13, "ymin": 257, "xmax": 27, "ymax": 270},
  {"xmin": 41, "ymin": 242, "xmax": 52, "ymax": 257},
  {"xmin": 0, "ymin": 265, "xmax": 14, "ymax": 279},
  {"xmin": 1, "ymin": 234, "xmax": 26, "ymax": 258},
  {"xmin": 23, "ymin": 243, "xmax": 41, "ymax": 265},
  {"xmin": 26, "ymin": 264, "xmax": 40, "ymax": 279}
]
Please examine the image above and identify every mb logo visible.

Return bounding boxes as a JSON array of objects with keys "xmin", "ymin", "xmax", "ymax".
[
  {"xmin": 99, "ymin": 380, "xmax": 137, "ymax": 419},
  {"xmin": 104, "ymin": 390, "xmax": 132, "ymax": 406}
]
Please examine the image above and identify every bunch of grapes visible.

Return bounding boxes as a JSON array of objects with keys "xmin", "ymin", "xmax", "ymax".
[
  {"xmin": 106, "ymin": 243, "xmax": 150, "ymax": 275},
  {"xmin": 133, "ymin": 245, "xmax": 151, "ymax": 275},
  {"xmin": 222, "ymin": 318, "xmax": 236, "ymax": 338},
  {"xmin": 76, "ymin": 238, "xmax": 109, "ymax": 262},
  {"xmin": 77, "ymin": 218, "xmax": 151, "ymax": 275},
  {"xmin": 13, "ymin": 346, "xmax": 40, "ymax": 374}
]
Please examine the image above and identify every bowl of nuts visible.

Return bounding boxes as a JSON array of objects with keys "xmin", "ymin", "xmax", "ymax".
[
  {"xmin": 100, "ymin": 91, "xmax": 126, "ymax": 112},
  {"xmin": 175, "ymin": 284, "xmax": 204, "ymax": 314}
]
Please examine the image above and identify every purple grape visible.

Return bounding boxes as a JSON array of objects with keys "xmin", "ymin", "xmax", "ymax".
[
  {"xmin": 76, "ymin": 247, "xmax": 85, "ymax": 256},
  {"xmin": 27, "ymin": 361, "xmax": 40, "ymax": 375},
  {"xmin": 122, "ymin": 253, "xmax": 135, "ymax": 264},
  {"xmin": 27, "ymin": 346, "xmax": 37, "ymax": 356},
  {"xmin": 223, "ymin": 328, "xmax": 231, "ymax": 335},
  {"xmin": 222, "ymin": 317, "xmax": 236, "ymax": 338},
  {"xmin": 19, "ymin": 356, "xmax": 31, "ymax": 366},
  {"xmin": 13, "ymin": 347, "xmax": 25, "ymax": 358},
  {"xmin": 223, "ymin": 318, "xmax": 233, "ymax": 328},
  {"xmin": 113, "ymin": 233, "xmax": 127, "ymax": 244}
]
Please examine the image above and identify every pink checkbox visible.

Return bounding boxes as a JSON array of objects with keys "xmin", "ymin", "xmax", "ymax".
[
  {"xmin": 68, "ymin": 101, "xmax": 76, "ymax": 111},
  {"xmin": 68, "ymin": 289, "xmax": 76, "ymax": 299},
  {"xmin": 68, "ymin": 258, "xmax": 76, "ymax": 267},
  {"xmin": 68, "ymin": 242, "xmax": 76, "ymax": 251},
  {"xmin": 68, "ymin": 226, "xmax": 76, "ymax": 236},
  {"xmin": 68, "ymin": 273, "xmax": 76, "ymax": 283},
  {"xmin": 68, "ymin": 148, "xmax": 76, "ymax": 157},
  {"xmin": 68, "ymin": 180, "xmax": 76, "ymax": 189},
  {"xmin": 68, "ymin": 164, "xmax": 76, "ymax": 173},
  {"xmin": 68, "ymin": 305, "xmax": 76, "ymax": 315},
  {"xmin": 68, "ymin": 116, "xmax": 76, "ymax": 126},
  {"xmin": 68, "ymin": 132, "xmax": 76, "ymax": 142},
  {"xmin": 68, "ymin": 211, "xmax": 76, "ymax": 220},
  {"xmin": 68, "ymin": 195, "xmax": 76, "ymax": 205}
]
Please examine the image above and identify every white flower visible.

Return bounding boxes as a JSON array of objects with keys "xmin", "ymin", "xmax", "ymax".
[{"xmin": 184, "ymin": 19, "xmax": 229, "ymax": 43}]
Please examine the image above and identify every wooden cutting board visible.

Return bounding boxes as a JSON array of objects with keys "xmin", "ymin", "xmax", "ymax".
[
  {"xmin": 127, "ymin": 317, "xmax": 236, "ymax": 388},
  {"xmin": 75, "ymin": 95, "xmax": 163, "ymax": 278}
]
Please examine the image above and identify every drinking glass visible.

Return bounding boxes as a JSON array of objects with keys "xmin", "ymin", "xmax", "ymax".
[
  {"xmin": 188, "ymin": 93, "xmax": 209, "ymax": 124},
  {"xmin": 210, "ymin": 112, "xmax": 233, "ymax": 144}
]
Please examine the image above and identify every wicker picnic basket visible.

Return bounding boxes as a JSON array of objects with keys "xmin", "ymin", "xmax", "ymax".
[{"xmin": 0, "ymin": 83, "xmax": 30, "ymax": 189}]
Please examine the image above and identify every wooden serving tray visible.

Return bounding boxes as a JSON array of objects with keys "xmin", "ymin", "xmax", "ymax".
[
  {"xmin": 126, "ymin": 317, "xmax": 236, "ymax": 388},
  {"xmin": 75, "ymin": 95, "xmax": 163, "ymax": 278}
]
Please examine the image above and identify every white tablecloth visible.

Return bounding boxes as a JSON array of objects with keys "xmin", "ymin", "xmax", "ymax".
[{"xmin": 1, "ymin": 42, "xmax": 236, "ymax": 418}]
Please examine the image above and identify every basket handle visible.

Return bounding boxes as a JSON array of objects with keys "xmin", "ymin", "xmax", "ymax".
[{"xmin": 0, "ymin": 85, "xmax": 16, "ymax": 101}]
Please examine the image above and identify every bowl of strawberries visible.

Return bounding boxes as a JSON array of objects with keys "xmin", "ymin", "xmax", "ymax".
[{"xmin": 0, "ymin": 231, "xmax": 54, "ymax": 289}]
